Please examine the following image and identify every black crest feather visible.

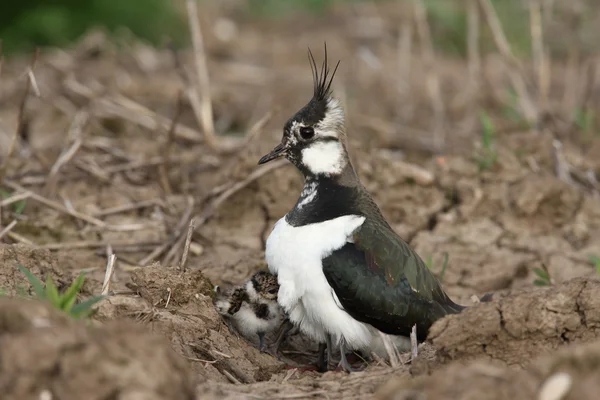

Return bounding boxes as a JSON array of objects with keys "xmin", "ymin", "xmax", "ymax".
[{"xmin": 308, "ymin": 42, "xmax": 340, "ymax": 101}]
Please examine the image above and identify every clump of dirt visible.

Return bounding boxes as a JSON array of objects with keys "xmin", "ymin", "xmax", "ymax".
[
  {"xmin": 129, "ymin": 262, "xmax": 215, "ymax": 305},
  {"xmin": 98, "ymin": 264, "xmax": 284, "ymax": 384},
  {"xmin": 424, "ymin": 277, "xmax": 600, "ymax": 367},
  {"xmin": 0, "ymin": 297, "xmax": 196, "ymax": 400},
  {"xmin": 0, "ymin": 244, "xmax": 94, "ymax": 296},
  {"xmin": 377, "ymin": 337, "xmax": 600, "ymax": 400}
]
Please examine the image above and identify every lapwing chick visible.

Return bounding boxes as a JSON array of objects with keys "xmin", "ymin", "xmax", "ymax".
[
  {"xmin": 258, "ymin": 45, "xmax": 465, "ymax": 372},
  {"xmin": 214, "ymin": 270, "xmax": 285, "ymax": 353}
]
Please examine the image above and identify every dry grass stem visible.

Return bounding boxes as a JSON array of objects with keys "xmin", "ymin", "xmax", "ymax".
[
  {"xmin": 414, "ymin": 0, "xmax": 446, "ymax": 152},
  {"xmin": 92, "ymin": 199, "xmax": 162, "ymax": 217},
  {"xmin": 0, "ymin": 191, "xmax": 31, "ymax": 207},
  {"xmin": 4, "ymin": 181, "xmax": 106, "ymax": 226},
  {"xmin": 453, "ymin": 0, "xmax": 481, "ymax": 112},
  {"xmin": 63, "ymin": 77, "xmax": 202, "ymax": 142},
  {"xmin": 0, "ymin": 220, "xmax": 17, "ymax": 241},
  {"xmin": 39, "ymin": 239, "xmax": 161, "ymax": 250},
  {"xmin": 222, "ymin": 370, "xmax": 242, "ymax": 385},
  {"xmin": 396, "ymin": 22, "xmax": 413, "ymax": 122},
  {"xmin": 158, "ymin": 92, "xmax": 184, "ymax": 195},
  {"xmin": 101, "ymin": 254, "xmax": 117, "ymax": 295},
  {"xmin": 2, "ymin": 181, "xmax": 155, "ymax": 232},
  {"xmin": 0, "ymin": 50, "xmax": 38, "ymax": 183},
  {"xmin": 529, "ymin": 0, "xmax": 550, "ymax": 113},
  {"xmin": 179, "ymin": 217, "xmax": 196, "ymax": 272},
  {"xmin": 138, "ymin": 196, "xmax": 195, "ymax": 267},
  {"xmin": 410, "ymin": 324, "xmax": 418, "ymax": 360},
  {"xmin": 185, "ymin": 0, "xmax": 217, "ymax": 149},
  {"xmin": 45, "ymin": 111, "xmax": 89, "ymax": 197},
  {"xmin": 195, "ymin": 158, "xmax": 288, "ymax": 228},
  {"xmin": 379, "ymin": 332, "xmax": 401, "ymax": 367},
  {"xmin": 5, "ymin": 231, "xmax": 35, "ymax": 245},
  {"xmin": 552, "ymin": 138, "xmax": 572, "ymax": 184},
  {"xmin": 478, "ymin": 0, "xmax": 538, "ymax": 124}
]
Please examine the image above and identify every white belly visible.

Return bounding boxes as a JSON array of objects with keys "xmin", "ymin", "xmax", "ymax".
[
  {"xmin": 232, "ymin": 302, "xmax": 283, "ymax": 339},
  {"xmin": 265, "ymin": 214, "xmax": 375, "ymax": 351}
]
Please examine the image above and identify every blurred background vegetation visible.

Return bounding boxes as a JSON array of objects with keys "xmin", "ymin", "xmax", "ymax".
[{"xmin": 1, "ymin": 0, "xmax": 591, "ymax": 57}]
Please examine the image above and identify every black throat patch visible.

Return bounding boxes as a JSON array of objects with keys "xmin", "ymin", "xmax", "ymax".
[{"xmin": 285, "ymin": 176, "xmax": 363, "ymax": 227}]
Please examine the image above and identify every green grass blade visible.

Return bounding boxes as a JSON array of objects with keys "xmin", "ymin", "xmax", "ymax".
[
  {"xmin": 59, "ymin": 273, "xmax": 86, "ymax": 309},
  {"xmin": 438, "ymin": 252, "xmax": 449, "ymax": 283},
  {"xmin": 17, "ymin": 265, "xmax": 46, "ymax": 299},
  {"xmin": 533, "ymin": 279, "xmax": 549, "ymax": 287},
  {"xmin": 533, "ymin": 267, "xmax": 549, "ymax": 281},
  {"xmin": 70, "ymin": 295, "xmax": 106, "ymax": 318},
  {"xmin": 45, "ymin": 275, "xmax": 61, "ymax": 307}
]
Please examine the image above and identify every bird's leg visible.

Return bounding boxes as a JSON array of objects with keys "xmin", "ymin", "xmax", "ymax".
[
  {"xmin": 258, "ymin": 332, "xmax": 266, "ymax": 353},
  {"xmin": 326, "ymin": 333, "xmax": 334, "ymax": 369},
  {"xmin": 316, "ymin": 342, "xmax": 328, "ymax": 372},
  {"xmin": 272, "ymin": 319, "xmax": 295, "ymax": 358},
  {"xmin": 223, "ymin": 317, "xmax": 239, "ymax": 338},
  {"xmin": 337, "ymin": 339, "xmax": 365, "ymax": 373}
]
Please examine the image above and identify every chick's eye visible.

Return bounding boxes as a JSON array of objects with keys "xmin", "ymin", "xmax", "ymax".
[
  {"xmin": 268, "ymin": 288, "xmax": 278, "ymax": 294},
  {"xmin": 299, "ymin": 126, "xmax": 315, "ymax": 140}
]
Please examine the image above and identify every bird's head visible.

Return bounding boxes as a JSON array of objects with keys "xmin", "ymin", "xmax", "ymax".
[
  {"xmin": 258, "ymin": 45, "xmax": 349, "ymax": 178},
  {"xmin": 247, "ymin": 270, "xmax": 279, "ymax": 301}
]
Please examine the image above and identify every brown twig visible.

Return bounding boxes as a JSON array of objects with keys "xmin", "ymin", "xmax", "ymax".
[
  {"xmin": 195, "ymin": 159, "xmax": 288, "ymax": 228},
  {"xmin": 453, "ymin": 0, "xmax": 481, "ymax": 118},
  {"xmin": 0, "ymin": 49, "xmax": 39, "ymax": 184},
  {"xmin": 529, "ymin": 0, "xmax": 550, "ymax": 115},
  {"xmin": 396, "ymin": 11, "xmax": 413, "ymax": 122},
  {"xmin": 2, "ymin": 181, "xmax": 155, "ymax": 232},
  {"xmin": 39, "ymin": 239, "xmax": 162, "ymax": 250},
  {"xmin": 410, "ymin": 324, "xmax": 418, "ymax": 360},
  {"xmin": 478, "ymin": 0, "xmax": 537, "ymax": 124},
  {"xmin": 101, "ymin": 254, "xmax": 117, "ymax": 295},
  {"xmin": 138, "ymin": 196, "xmax": 195, "ymax": 267},
  {"xmin": 0, "ymin": 220, "xmax": 17, "ymax": 241},
  {"xmin": 0, "ymin": 41, "xmax": 3, "ymax": 80},
  {"xmin": 179, "ymin": 217, "xmax": 196, "ymax": 272},
  {"xmin": 414, "ymin": 0, "xmax": 446, "ymax": 152},
  {"xmin": 158, "ymin": 92, "xmax": 184, "ymax": 195},
  {"xmin": 45, "ymin": 111, "xmax": 89, "ymax": 197},
  {"xmin": 63, "ymin": 77, "xmax": 202, "ymax": 142},
  {"xmin": 0, "ymin": 191, "xmax": 31, "ymax": 207},
  {"xmin": 91, "ymin": 199, "xmax": 162, "ymax": 217},
  {"xmin": 5, "ymin": 231, "xmax": 35, "ymax": 245},
  {"xmin": 185, "ymin": 0, "xmax": 217, "ymax": 150}
]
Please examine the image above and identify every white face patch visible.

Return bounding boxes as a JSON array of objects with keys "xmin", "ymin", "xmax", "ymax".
[
  {"xmin": 301, "ymin": 140, "xmax": 346, "ymax": 176},
  {"xmin": 314, "ymin": 97, "xmax": 345, "ymax": 139}
]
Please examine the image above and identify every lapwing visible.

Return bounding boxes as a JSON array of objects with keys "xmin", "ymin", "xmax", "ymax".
[
  {"xmin": 214, "ymin": 270, "xmax": 286, "ymax": 353},
  {"xmin": 258, "ymin": 45, "xmax": 465, "ymax": 372}
]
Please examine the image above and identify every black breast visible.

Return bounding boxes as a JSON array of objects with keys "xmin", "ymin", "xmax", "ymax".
[
  {"xmin": 253, "ymin": 303, "xmax": 270, "ymax": 320},
  {"xmin": 285, "ymin": 178, "xmax": 362, "ymax": 227}
]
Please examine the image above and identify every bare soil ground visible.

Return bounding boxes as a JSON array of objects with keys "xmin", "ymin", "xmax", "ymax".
[{"xmin": 1, "ymin": 1, "xmax": 600, "ymax": 399}]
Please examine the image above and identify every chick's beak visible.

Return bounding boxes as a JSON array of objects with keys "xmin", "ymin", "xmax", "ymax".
[{"xmin": 258, "ymin": 142, "xmax": 287, "ymax": 165}]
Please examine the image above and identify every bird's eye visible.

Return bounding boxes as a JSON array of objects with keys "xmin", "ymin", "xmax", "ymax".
[
  {"xmin": 299, "ymin": 126, "xmax": 315, "ymax": 140},
  {"xmin": 268, "ymin": 288, "xmax": 278, "ymax": 294}
]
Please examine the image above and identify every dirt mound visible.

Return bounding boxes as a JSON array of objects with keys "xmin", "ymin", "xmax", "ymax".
[
  {"xmin": 424, "ymin": 277, "xmax": 600, "ymax": 367},
  {"xmin": 0, "ymin": 297, "xmax": 196, "ymax": 400},
  {"xmin": 0, "ymin": 244, "xmax": 94, "ymax": 296},
  {"xmin": 97, "ymin": 264, "xmax": 284, "ymax": 384},
  {"xmin": 377, "ymin": 338, "xmax": 600, "ymax": 400}
]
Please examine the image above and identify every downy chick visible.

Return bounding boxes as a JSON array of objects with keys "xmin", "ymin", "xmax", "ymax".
[{"xmin": 214, "ymin": 270, "xmax": 285, "ymax": 352}]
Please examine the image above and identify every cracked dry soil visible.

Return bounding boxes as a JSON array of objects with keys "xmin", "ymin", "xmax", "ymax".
[{"xmin": 1, "ymin": 4, "xmax": 600, "ymax": 397}]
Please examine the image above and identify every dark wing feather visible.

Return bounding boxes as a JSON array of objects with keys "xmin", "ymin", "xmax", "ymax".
[{"xmin": 322, "ymin": 215, "xmax": 464, "ymax": 341}]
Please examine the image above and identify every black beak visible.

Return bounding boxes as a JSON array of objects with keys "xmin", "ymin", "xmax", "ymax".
[{"xmin": 258, "ymin": 142, "xmax": 287, "ymax": 165}]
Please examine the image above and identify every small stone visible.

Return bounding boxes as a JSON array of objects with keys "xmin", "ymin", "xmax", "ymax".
[{"xmin": 538, "ymin": 372, "xmax": 572, "ymax": 400}]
